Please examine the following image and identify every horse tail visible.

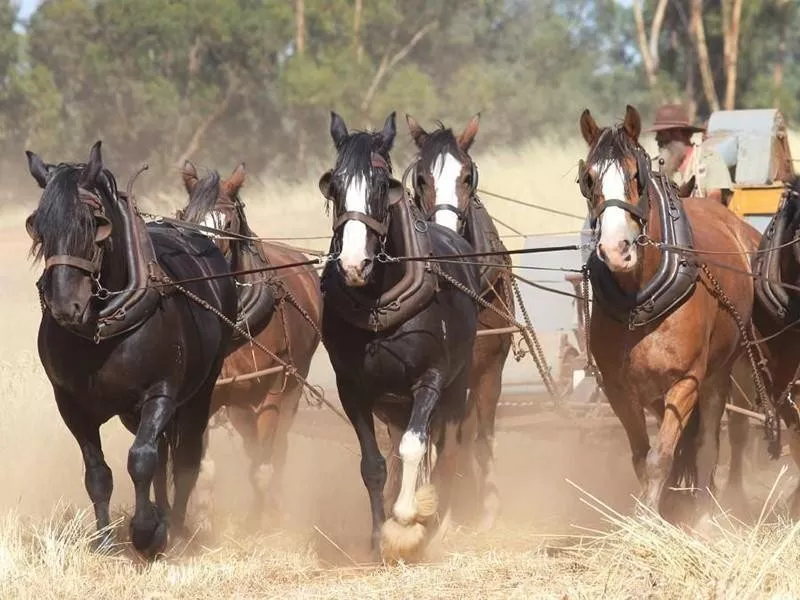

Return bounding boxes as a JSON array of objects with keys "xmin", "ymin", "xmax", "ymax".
[{"xmin": 671, "ymin": 405, "xmax": 700, "ymax": 492}]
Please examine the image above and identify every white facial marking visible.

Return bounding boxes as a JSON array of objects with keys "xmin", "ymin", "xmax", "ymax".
[
  {"xmin": 596, "ymin": 160, "xmax": 639, "ymax": 271},
  {"xmin": 339, "ymin": 174, "xmax": 369, "ymax": 270},
  {"xmin": 200, "ymin": 210, "xmax": 225, "ymax": 239},
  {"xmin": 431, "ymin": 153, "xmax": 462, "ymax": 231},
  {"xmin": 393, "ymin": 431, "xmax": 426, "ymax": 525}
]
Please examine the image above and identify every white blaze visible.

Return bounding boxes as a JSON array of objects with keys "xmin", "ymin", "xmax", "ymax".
[
  {"xmin": 339, "ymin": 175, "xmax": 369, "ymax": 270},
  {"xmin": 431, "ymin": 153, "xmax": 462, "ymax": 231},
  {"xmin": 392, "ymin": 431, "xmax": 426, "ymax": 525},
  {"xmin": 597, "ymin": 161, "xmax": 638, "ymax": 256},
  {"xmin": 201, "ymin": 210, "xmax": 225, "ymax": 239}
]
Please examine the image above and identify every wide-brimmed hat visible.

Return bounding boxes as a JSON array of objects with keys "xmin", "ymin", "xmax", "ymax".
[{"xmin": 645, "ymin": 104, "xmax": 705, "ymax": 133}]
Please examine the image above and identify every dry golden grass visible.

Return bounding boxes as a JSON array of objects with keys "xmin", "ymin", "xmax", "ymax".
[{"xmin": 0, "ymin": 132, "xmax": 799, "ymax": 599}]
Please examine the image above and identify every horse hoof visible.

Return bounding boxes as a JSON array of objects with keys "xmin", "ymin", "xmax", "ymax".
[
  {"xmin": 380, "ymin": 518, "xmax": 427, "ymax": 564},
  {"xmin": 130, "ymin": 510, "xmax": 169, "ymax": 561}
]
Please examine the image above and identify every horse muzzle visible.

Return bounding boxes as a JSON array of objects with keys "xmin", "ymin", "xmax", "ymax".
[
  {"xmin": 338, "ymin": 257, "xmax": 374, "ymax": 287},
  {"xmin": 597, "ymin": 238, "xmax": 638, "ymax": 273}
]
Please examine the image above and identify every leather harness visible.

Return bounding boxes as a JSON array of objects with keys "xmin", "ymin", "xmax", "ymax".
[{"xmin": 578, "ymin": 146, "xmax": 699, "ymax": 328}]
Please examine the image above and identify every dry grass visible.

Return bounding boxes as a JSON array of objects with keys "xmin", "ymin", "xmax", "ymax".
[{"xmin": 1, "ymin": 132, "xmax": 800, "ymax": 599}]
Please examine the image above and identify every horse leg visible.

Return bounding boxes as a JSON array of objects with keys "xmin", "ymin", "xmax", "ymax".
[
  {"xmin": 259, "ymin": 385, "xmax": 301, "ymax": 523},
  {"xmin": 383, "ymin": 419, "xmax": 405, "ymax": 517},
  {"xmin": 381, "ymin": 369, "xmax": 453, "ymax": 562},
  {"xmin": 128, "ymin": 395, "xmax": 176, "ymax": 559},
  {"xmin": 54, "ymin": 389, "xmax": 114, "ymax": 551},
  {"xmin": 169, "ymin": 379, "xmax": 216, "ymax": 540},
  {"xmin": 724, "ymin": 369, "xmax": 752, "ymax": 519},
  {"xmin": 337, "ymin": 376, "xmax": 386, "ymax": 554},
  {"xmin": 471, "ymin": 354, "xmax": 504, "ymax": 531},
  {"xmin": 643, "ymin": 377, "xmax": 699, "ymax": 514},
  {"xmin": 153, "ymin": 434, "xmax": 171, "ymax": 516},
  {"xmin": 605, "ymin": 383, "xmax": 650, "ymax": 487},
  {"xmin": 693, "ymin": 376, "xmax": 729, "ymax": 524}
]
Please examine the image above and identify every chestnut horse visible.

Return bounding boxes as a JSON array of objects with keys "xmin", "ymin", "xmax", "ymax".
[
  {"xmin": 180, "ymin": 162, "xmax": 322, "ymax": 524},
  {"xmin": 578, "ymin": 105, "xmax": 762, "ymax": 519},
  {"xmin": 403, "ymin": 113, "xmax": 513, "ymax": 529}
]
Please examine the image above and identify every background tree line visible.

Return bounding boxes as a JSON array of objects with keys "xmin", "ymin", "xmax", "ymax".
[{"xmin": 0, "ymin": 0, "xmax": 797, "ymax": 193}]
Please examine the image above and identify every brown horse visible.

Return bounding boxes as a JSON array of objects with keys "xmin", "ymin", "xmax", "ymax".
[
  {"xmin": 180, "ymin": 162, "xmax": 323, "ymax": 524},
  {"xmin": 403, "ymin": 113, "xmax": 513, "ymax": 529},
  {"xmin": 578, "ymin": 105, "xmax": 762, "ymax": 520}
]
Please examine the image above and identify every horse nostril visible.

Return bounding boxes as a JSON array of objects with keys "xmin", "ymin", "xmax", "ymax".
[{"xmin": 619, "ymin": 239, "xmax": 631, "ymax": 253}]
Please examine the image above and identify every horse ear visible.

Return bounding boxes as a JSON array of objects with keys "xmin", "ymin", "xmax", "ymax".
[
  {"xmin": 457, "ymin": 113, "xmax": 480, "ymax": 152},
  {"xmin": 80, "ymin": 140, "xmax": 103, "ymax": 187},
  {"xmin": 623, "ymin": 104, "xmax": 642, "ymax": 142},
  {"xmin": 580, "ymin": 109, "xmax": 601, "ymax": 146},
  {"xmin": 182, "ymin": 160, "xmax": 198, "ymax": 193},
  {"xmin": 330, "ymin": 111, "xmax": 348, "ymax": 148},
  {"xmin": 406, "ymin": 114, "xmax": 428, "ymax": 148},
  {"xmin": 26, "ymin": 150, "xmax": 49, "ymax": 189},
  {"xmin": 318, "ymin": 170, "xmax": 333, "ymax": 199},
  {"xmin": 379, "ymin": 111, "xmax": 396, "ymax": 152},
  {"xmin": 224, "ymin": 162, "xmax": 246, "ymax": 196}
]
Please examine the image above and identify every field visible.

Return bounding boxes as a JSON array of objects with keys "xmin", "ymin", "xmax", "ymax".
[{"xmin": 2, "ymin": 132, "xmax": 800, "ymax": 599}]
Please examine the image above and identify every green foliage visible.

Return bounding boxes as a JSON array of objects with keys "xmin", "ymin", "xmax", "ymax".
[{"xmin": 0, "ymin": 0, "xmax": 795, "ymax": 192}]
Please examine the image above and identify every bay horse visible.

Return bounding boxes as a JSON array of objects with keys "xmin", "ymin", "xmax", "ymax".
[
  {"xmin": 578, "ymin": 106, "xmax": 762, "ymax": 519},
  {"xmin": 24, "ymin": 141, "xmax": 237, "ymax": 559},
  {"xmin": 404, "ymin": 113, "xmax": 513, "ymax": 529},
  {"xmin": 318, "ymin": 111, "xmax": 479, "ymax": 561},
  {"xmin": 178, "ymin": 161, "xmax": 322, "ymax": 524}
]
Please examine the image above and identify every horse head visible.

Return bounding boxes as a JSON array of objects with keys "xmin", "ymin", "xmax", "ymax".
[
  {"xmin": 181, "ymin": 161, "xmax": 248, "ymax": 258},
  {"xmin": 405, "ymin": 113, "xmax": 480, "ymax": 234},
  {"xmin": 318, "ymin": 110, "xmax": 401, "ymax": 288},
  {"xmin": 578, "ymin": 105, "xmax": 652, "ymax": 275},
  {"xmin": 25, "ymin": 141, "xmax": 120, "ymax": 331}
]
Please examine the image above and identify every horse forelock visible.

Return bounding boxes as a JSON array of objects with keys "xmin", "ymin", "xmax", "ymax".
[
  {"xmin": 332, "ymin": 131, "xmax": 391, "ymax": 220},
  {"xmin": 182, "ymin": 170, "xmax": 222, "ymax": 224},
  {"xmin": 31, "ymin": 163, "xmax": 118, "ymax": 261}
]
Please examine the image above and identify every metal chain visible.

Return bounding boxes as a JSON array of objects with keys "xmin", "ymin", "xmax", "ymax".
[
  {"xmin": 700, "ymin": 263, "xmax": 780, "ymax": 457},
  {"xmin": 510, "ymin": 275, "xmax": 561, "ymax": 400},
  {"xmin": 158, "ymin": 275, "xmax": 350, "ymax": 425},
  {"xmin": 427, "ymin": 263, "xmax": 561, "ymax": 402},
  {"xmin": 580, "ymin": 266, "xmax": 601, "ymax": 386}
]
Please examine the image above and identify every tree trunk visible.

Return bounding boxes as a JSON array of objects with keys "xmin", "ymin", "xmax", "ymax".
[
  {"xmin": 175, "ymin": 72, "xmax": 240, "ymax": 168},
  {"xmin": 632, "ymin": 0, "xmax": 658, "ymax": 90},
  {"xmin": 691, "ymin": 0, "xmax": 720, "ymax": 113},
  {"xmin": 360, "ymin": 21, "xmax": 438, "ymax": 118},
  {"xmin": 353, "ymin": 0, "xmax": 364, "ymax": 63},
  {"xmin": 295, "ymin": 0, "xmax": 305, "ymax": 55},
  {"xmin": 722, "ymin": 0, "xmax": 743, "ymax": 110},
  {"xmin": 773, "ymin": 0, "xmax": 790, "ymax": 108}
]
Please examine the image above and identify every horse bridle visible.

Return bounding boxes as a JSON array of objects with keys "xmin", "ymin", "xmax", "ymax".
[
  {"xmin": 408, "ymin": 154, "xmax": 479, "ymax": 228},
  {"xmin": 326, "ymin": 153, "xmax": 398, "ymax": 239},
  {"xmin": 578, "ymin": 132, "xmax": 652, "ymax": 229},
  {"xmin": 27, "ymin": 187, "xmax": 112, "ymax": 280}
]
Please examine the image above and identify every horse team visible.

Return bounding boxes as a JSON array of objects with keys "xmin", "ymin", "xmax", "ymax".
[{"xmin": 22, "ymin": 104, "xmax": 800, "ymax": 563}]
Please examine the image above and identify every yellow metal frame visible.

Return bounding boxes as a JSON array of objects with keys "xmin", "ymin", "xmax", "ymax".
[{"xmin": 728, "ymin": 185, "xmax": 785, "ymax": 220}]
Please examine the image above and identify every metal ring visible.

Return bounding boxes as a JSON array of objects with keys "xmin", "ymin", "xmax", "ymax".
[{"xmin": 414, "ymin": 219, "xmax": 428, "ymax": 233}]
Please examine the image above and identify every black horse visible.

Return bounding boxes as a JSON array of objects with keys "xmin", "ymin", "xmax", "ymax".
[
  {"xmin": 318, "ymin": 111, "xmax": 479, "ymax": 562},
  {"xmin": 25, "ymin": 141, "xmax": 237, "ymax": 559}
]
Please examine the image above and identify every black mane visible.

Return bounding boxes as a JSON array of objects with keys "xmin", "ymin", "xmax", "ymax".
[
  {"xmin": 182, "ymin": 170, "xmax": 221, "ymax": 224},
  {"xmin": 31, "ymin": 163, "xmax": 119, "ymax": 261}
]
